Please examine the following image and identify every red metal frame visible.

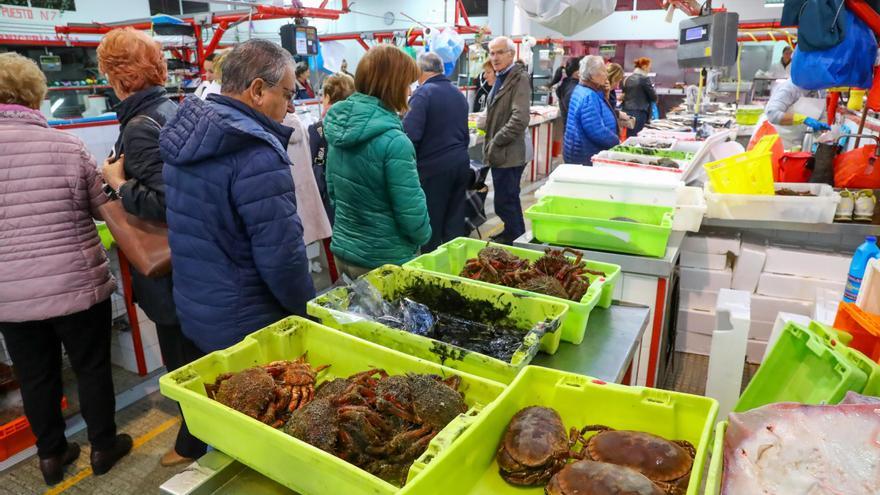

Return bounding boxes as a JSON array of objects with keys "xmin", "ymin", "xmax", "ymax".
[
  {"xmin": 319, "ymin": 0, "xmax": 485, "ymax": 51},
  {"xmin": 645, "ymin": 277, "xmax": 668, "ymax": 388},
  {"xmin": 848, "ymin": 0, "xmax": 880, "ymax": 36},
  {"xmin": 54, "ymin": 1, "xmax": 352, "ymax": 74}
]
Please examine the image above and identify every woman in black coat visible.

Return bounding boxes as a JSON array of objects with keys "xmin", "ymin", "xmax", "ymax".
[{"xmin": 98, "ymin": 28, "xmax": 206, "ymax": 467}]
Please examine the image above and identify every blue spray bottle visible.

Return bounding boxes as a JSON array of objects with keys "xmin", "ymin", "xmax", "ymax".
[{"xmin": 843, "ymin": 236, "xmax": 880, "ymax": 302}]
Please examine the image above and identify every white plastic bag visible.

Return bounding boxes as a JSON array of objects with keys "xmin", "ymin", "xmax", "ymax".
[
  {"xmin": 428, "ymin": 26, "xmax": 464, "ymax": 64},
  {"xmin": 516, "ymin": 0, "xmax": 616, "ymax": 36}
]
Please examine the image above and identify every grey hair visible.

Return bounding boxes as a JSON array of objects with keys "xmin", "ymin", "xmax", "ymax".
[
  {"xmin": 489, "ymin": 36, "xmax": 516, "ymax": 54},
  {"xmin": 579, "ymin": 55, "xmax": 606, "ymax": 82},
  {"xmin": 221, "ymin": 39, "xmax": 294, "ymax": 94},
  {"xmin": 417, "ymin": 52, "xmax": 444, "ymax": 74}
]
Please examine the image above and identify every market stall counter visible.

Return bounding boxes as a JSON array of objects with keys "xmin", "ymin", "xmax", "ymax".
[{"xmin": 159, "ymin": 303, "xmax": 650, "ymax": 495}]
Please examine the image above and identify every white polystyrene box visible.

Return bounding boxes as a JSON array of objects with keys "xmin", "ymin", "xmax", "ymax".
[
  {"xmin": 681, "ymin": 234, "xmax": 742, "ymax": 256},
  {"xmin": 677, "ymin": 308, "xmax": 716, "ymax": 336},
  {"xmin": 680, "ymin": 250, "xmax": 730, "ymax": 270},
  {"xmin": 746, "ymin": 339, "xmax": 767, "ymax": 364},
  {"xmin": 756, "ymin": 272, "xmax": 846, "ymax": 301},
  {"xmin": 749, "ymin": 320, "xmax": 775, "ymax": 341},
  {"xmin": 750, "ymin": 293, "xmax": 815, "ymax": 323},
  {"xmin": 675, "ymin": 330, "xmax": 712, "ymax": 355},
  {"xmin": 680, "ymin": 289, "xmax": 719, "ymax": 311},
  {"xmin": 731, "ymin": 242, "xmax": 766, "ymax": 292},
  {"xmin": 680, "ymin": 266, "xmax": 733, "ymax": 292},
  {"xmin": 763, "ymin": 246, "xmax": 850, "ymax": 282}
]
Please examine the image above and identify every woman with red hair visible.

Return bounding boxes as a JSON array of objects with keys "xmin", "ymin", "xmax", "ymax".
[
  {"xmin": 622, "ymin": 57, "xmax": 657, "ymax": 137},
  {"xmin": 97, "ymin": 27, "xmax": 207, "ymax": 467}
]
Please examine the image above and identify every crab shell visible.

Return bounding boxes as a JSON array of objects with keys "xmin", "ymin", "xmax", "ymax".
[
  {"xmin": 497, "ymin": 406, "xmax": 570, "ymax": 486},
  {"xmin": 585, "ymin": 429, "xmax": 694, "ymax": 483},
  {"xmin": 545, "ymin": 460, "xmax": 665, "ymax": 495}
]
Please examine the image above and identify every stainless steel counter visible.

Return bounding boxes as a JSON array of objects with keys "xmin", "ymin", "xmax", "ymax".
[
  {"xmin": 160, "ymin": 303, "xmax": 650, "ymax": 495},
  {"xmin": 701, "ymin": 217, "xmax": 880, "ymax": 236},
  {"xmin": 513, "ymin": 231, "xmax": 684, "ymax": 278}
]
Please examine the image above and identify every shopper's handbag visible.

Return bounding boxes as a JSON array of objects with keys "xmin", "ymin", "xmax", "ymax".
[{"xmin": 97, "ymin": 199, "xmax": 171, "ymax": 278}]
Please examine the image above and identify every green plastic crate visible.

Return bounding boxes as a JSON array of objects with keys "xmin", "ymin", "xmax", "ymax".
[
  {"xmin": 610, "ymin": 145, "xmax": 695, "ymax": 161},
  {"xmin": 525, "ymin": 196, "xmax": 674, "ymax": 257},
  {"xmin": 808, "ymin": 321, "xmax": 880, "ymax": 396},
  {"xmin": 403, "ymin": 237, "xmax": 621, "ymax": 345},
  {"xmin": 308, "ymin": 265, "xmax": 568, "ymax": 384},
  {"xmin": 398, "ymin": 366, "xmax": 718, "ymax": 495},
  {"xmin": 704, "ymin": 421, "xmax": 727, "ymax": 495},
  {"xmin": 735, "ymin": 322, "xmax": 867, "ymax": 412},
  {"xmin": 95, "ymin": 222, "xmax": 114, "ymax": 250},
  {"xmin": 735, "ymin": 108, "xmax": 763, "ymax": 125},
  {"xmin": 159, "ymin": 316, "xmax": 505, "ymax": 495}
]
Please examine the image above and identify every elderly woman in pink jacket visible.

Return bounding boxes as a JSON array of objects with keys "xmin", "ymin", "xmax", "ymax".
[{"xmin": 0, "ymin": 53, "xmax": 131, "ymax": 486}]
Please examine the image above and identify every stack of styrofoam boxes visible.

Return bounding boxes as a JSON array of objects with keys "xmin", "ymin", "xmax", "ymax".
[
  {"xmin": 677, "ymin": 235, "xmax": 740, "ymax": 357},
  {"xmin": 752, "ymin": 246, "xmax": 849, "ymax": 359},
  {"xmin": 677, "ymin": 237, "xmax": 852, "ymax": 365},
  {"xmin": 110, "ymin": 304, "xmax": 163, "ymax": 374}
]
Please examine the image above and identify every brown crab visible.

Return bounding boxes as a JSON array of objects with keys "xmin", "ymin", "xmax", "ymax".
[
  {"xmin": 545, "ymin": 459, "xmax": 665, "ymax": 495},
  {"xmin": 578, "ymin": 425, "xmax": 696, "ymax": 495},
  {"xmin": 496, "ymin": 406, "xmax": 578, "ymax": 486}
]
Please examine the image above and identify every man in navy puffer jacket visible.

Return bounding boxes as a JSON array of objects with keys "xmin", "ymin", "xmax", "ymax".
[{"xmin": 160, "ymin": 40, "xmax": 314, "ymax": 352}]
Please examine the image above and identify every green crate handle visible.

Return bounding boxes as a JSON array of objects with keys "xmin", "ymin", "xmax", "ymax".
[{"xmin": 641, "ymin": 389, "xmax": 674, "ymax": 407}]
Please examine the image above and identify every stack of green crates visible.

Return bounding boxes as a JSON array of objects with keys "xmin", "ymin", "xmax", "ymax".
[
  {"xmin": 308, "ymin": 265, "xmax": 569, "ymax": 384},
  {"xmin": 159, "ymin": 316, "xmax": 505, "ymax": 495},
  {"xmin": 704, "ymin": 320, "xmax": 880, "ymax": 494},
  {"xmin": 398, "ymin": 366, "xmax": 718, "ymax": 495},
  {"xmin": 403, "ymin": 237, "xmax": 621, "ymax": 345},
  {"xmin": 525, "ymin": 196, "xmax": 674, "ymax": 257}
]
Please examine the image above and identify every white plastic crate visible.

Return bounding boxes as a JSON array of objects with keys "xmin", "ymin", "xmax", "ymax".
[
  {"xmin": 704, "ymin": 182, "xmax": 840, "ymax": 223},
  {"xmin": 535, "ymin": 163, "xmax": 681, "ymax": 206},
  {"xmin": 674, "ymin": 186, "xmax": 706, "ymax": 232}
]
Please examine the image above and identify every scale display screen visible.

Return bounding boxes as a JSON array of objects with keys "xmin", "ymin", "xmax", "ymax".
[
  {"xmin": 280, "ymin": 24, "xmax": 319, "ymax": 56},
  {"xmin": 681, "ymin": 25, "xmax": 710, "ymax": 44}
]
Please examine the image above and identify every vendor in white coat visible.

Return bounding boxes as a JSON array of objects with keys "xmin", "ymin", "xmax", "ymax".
[
  {"xmin": 765, "ymin": 46, "xmax": 793, "ymax": 80},
  {"xmin": 761, "ymin": 78, "xmax": 830, "ymax": 149}
]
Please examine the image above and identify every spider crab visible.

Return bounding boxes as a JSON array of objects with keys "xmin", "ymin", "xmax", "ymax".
[{"xmin": 207, "ymin": 353, "xmax": 329, "ymax": 428}]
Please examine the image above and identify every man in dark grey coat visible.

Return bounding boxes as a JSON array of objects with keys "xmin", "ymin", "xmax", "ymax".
[{"xmin": 481, "ymin": 36, "xmax": 531, "ymax": 245}]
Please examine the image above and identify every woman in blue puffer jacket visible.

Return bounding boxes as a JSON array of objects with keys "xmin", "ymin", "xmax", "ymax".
[{"xmin": 563, "ymin": 55, "xmax": 620, "ymax": 165}]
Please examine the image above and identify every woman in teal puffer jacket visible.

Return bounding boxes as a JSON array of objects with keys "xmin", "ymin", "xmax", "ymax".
[{"xmin": 324, "ymin": 45, "xmax": 432, "ymax": 277}]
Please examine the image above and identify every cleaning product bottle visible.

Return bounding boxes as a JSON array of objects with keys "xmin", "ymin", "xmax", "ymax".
[{"xmin": 843, "ymin": 236, "xmax": 880, "ymax": 302}]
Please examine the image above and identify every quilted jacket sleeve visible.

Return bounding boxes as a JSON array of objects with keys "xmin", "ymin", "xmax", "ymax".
[
  {"xmin": 81, "ymin": 148, "xmax": 109, "ymax": 219},
  {"xmin": 490, "ymin": 74, "xmax": 531, "ymax": 148},
  {"xmin": 119, "ymin": 115, "xmax": 168, "ymax": 222},
  {"xmin": 402, "ymin": 88, "xmax": 428, "ymax": 150},
  {"xmin": 580, "ymin": 92, "xmax": 620, "ymax": 150},
  {"xmin": 384, "ymin": 134, "xmax": 432, "ymax": 246},
  {"xmin": 232, "ymin": 148, "xmax": 315, "ymax": 316}
]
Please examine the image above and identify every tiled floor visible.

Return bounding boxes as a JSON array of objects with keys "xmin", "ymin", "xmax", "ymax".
[
  {"xmin": 662, "ymin": 352, "xmax": 759, "ymax": 396},
  {"xmin": 2, "ymin": 394, "xmax": 189, "ymax": 494}
]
